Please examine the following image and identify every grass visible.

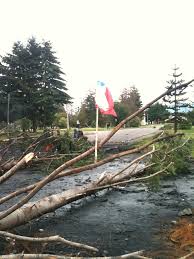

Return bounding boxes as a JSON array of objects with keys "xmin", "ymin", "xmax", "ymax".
[
  {"xmin": 178, "ymin": 127, "xmax": 194, "ymax": 157},
  {"xmin": 166, "ymin": 127, "xmax": 194, "ymax": 157}
]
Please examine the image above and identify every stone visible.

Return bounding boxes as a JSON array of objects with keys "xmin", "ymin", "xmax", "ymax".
[{"xmin": 178, "ymin": 208, "xmax": 193, "ymax": 216}]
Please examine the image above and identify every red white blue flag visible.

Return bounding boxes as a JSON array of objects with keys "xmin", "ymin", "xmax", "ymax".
[{"xmin": 95, "ymin": 81, "xmax": 117, "ymax": 117}]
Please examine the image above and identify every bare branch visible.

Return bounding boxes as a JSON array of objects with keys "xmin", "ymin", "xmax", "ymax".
[
  {"xmin": 0, "ymin": 162, "xmax": 171, "ymax": 230},
  {"xmin": 110, "ymin": 148, "xmax": 157, "ymax": 181},
  {"xmin": 0, "ymin": 153, "xmax": 34, "ymax": 184},
  {"xmin": 0, "ymin": 251, "xmax": 151, "ymax": 259},
  {"xmin": 0, "ymin": 231, "xmax": 98, "ymax": 252},
  {"xmin": 88, "ymin": 162, "xmax": 174, "ymax": 193},
  {"xmin": 178, "ymin": 251, "xmax": 194, "ymax": 259},
  {"xmin": 0, "ymin": 133, "xmax": 182, "ymax": 206},
  {"xmin": 166, "ymin": 137, "xmax": 190, "ymax": 155},
  {"xmin": 0, "ymin": 80, "xmax": 191, "ymax": 220}
]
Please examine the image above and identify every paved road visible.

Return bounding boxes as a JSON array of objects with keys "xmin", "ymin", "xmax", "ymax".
[{"xmin": 84, "ymin": 127, "xmax": 161, "ymax": 144}]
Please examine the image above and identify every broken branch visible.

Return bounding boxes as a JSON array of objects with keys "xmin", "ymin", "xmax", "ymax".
[
  {"xmin": 0, "ymin": 80, "xmax": 190, "ymax": 221},
  {"xmin": 0, "ymin": 133, "xmax": 182, "ymax": 206},
  {"xmin": 0, "ymin": 152, "xmax": 35, "ymax": 184},
  {"xmin": 0, "ymin": 231, "xmax": 98, "ymax": 252},
  {"xmin": 0, "ymin": 250, "xmax": 150, "ymax": 259}
]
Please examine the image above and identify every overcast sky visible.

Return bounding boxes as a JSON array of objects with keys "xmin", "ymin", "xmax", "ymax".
[{"xmin": 1, "ymin": 0, "xmax": 194, "ymax": 107}]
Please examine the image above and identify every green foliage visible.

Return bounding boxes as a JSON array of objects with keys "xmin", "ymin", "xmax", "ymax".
[
  {"xmin": 147, "ymin": 102, "xmax": 169, "ymax": 123},
  {"xmin": 41, "ymin": 131, "xmax": 99, "ymax": 173},
  {"xmin": 178, "ymin": 121, "xmax": 192, "ymax": 130},
  {"xmin": 128, "ymin": 117, "xmax": 141, "ymax": 127},
  {"xmin": 19, "ymin": 117, "xmax": 32, "ymax": 132},
  {"xmin": 78, "ymin": 90, "xmax": 96, "ymax": 127},
  {"xmin": 146, "ymin": 134, "xmax": 192, "ymax": 190},
  {"xmin": 161, "ymin": 123, "xmax": 174, "ymax": 130},
  {"xmin": 114, "ymin": 102, "xmax": 129, "ymax": 123},
  {"xmin": 0, "ymin": 121, "xmax": 6, "ymax": 130},
  {"xmin": 163, "ymin": 66, "xmax": 191, "ymax": 133},
  {"xmin": 77, "ymin": 85, "xmax": 143, "ymax": 128},
  {"xmin": 0, "ymin": 37, "xmax": 71, "ymax": 131},
  {"xmin": 54, "ymin": 113, "xmax": 67, "ymax": 128},
  {"xmin": 119, "ymin": 86, "xmax": 142, "ymax": 113},
  {"xmin": 186, "ymin": 109, "xmax": 194, "ymax": 125}
]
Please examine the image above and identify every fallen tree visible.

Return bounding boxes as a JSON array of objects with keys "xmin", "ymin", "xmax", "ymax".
[
  {"xmin": 0, "ymin": 80, "xmax": 193, "ymax": 222},
  {"xmin": 0, "ymin": 134, "xmax": 186, "ymax": 230},
  {"xmin": 0, "ymin": 250, "xmax": 150, "ymax": 259},
  {"xmin": 0, "ymin": 79, "xmax": 193, "ymax": 256},
  {"xmin": 0, "ymin": 132, "xmax": 183, "ymax": 206}
]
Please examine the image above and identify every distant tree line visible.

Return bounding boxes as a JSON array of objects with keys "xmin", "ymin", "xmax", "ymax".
[
  {"xmin": 0, "ymin": 40, "xmax": 193, "ymax": 132},
  {"xmin": 77, "ymin": 86, "xmax": 143, "ymax": 128}
]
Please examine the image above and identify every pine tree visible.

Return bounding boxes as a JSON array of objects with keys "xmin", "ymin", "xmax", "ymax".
[
  {"xmin": 119, "ymin": 86, "xmax": 142, "ymax": 115},
  {"xmin": 163, "ymin": 66, "xmax": 189, "ymax": 133},
  {"xmin": 78, "ymin": 90, "xmax": 96, "ymax": 127},
  {"xmin": 0, "ymin": 38, "xmax": 71, "ymax": 131}
]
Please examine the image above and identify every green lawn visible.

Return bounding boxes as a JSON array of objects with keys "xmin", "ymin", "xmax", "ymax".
[{"xmin": 177, "ymin": 127, "xmax": 194, "ymax": 157}]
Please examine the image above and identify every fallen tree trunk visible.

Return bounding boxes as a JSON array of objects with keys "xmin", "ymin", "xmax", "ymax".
[
  {"xmin": 0, "ymin": 158, "xmax": 173, "ymax": 230},
  {"xmin": 0, "ymin": 161, "xmax": 146, "ymax": 230},
  {"xmin": 0, "ymin": 80, "xmax": 191, "ymax": 222},
  {"xmin": 0, "ymin": 231, "xmax": 98, "ymax": 252},
  {"xmin": 0, "ymin": 153, "xmax": 34, "ymax": 184},
  {"xmin": 0, "ymin": 132, "xmax": 183, "ymax": 206},
  {"xmin": 0, "ymin": 250, "xmax": 149, "ymax": 259}
]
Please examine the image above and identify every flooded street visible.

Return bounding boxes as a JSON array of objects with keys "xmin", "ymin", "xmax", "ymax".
[{"xmin": 0, "ymin": 153, "xmax": 194, "ymax": 258}]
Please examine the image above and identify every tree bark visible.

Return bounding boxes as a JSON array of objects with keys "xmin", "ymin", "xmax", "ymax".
[
  {"xmin": 0, "ymin": 250, "xmax": 149, "ymax": 259},
  {"xmin": 0, "ymin": 163, "xmax": 145, "ymax": 230},
  {"xmin": 0, "ymin": 231, "xmax": 98, "ymax": 252}
]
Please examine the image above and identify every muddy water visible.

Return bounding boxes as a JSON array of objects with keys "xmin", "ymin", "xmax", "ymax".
[{"xmin": 0, "ymin": 154, "xmax": 194, "ymax": 258}]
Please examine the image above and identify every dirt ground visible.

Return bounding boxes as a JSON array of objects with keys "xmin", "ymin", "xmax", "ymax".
[{"xmin": 0, "ymin": 153, "xmax": 194, "ymax": 258}]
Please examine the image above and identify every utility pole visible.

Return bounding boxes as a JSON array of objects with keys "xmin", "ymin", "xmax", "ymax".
[
  {"xmin": 65, "ymin": 104, "xmax": 70, "ymax": 131},
  {"xmin": 66, "ymin": 111, "xmax": 70, "ymax": 130},
  {"xmin": 7, "ymin": 93, "xmax": 10, "ymax": 136},
  {"xmin": 7, "ymin": 93, "xmax": 10, "ymax": 125}
]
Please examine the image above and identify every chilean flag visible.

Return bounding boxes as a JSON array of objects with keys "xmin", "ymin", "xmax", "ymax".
[{"xmin": 95, "ymin": 81, "xmax": 117, "ymax": 117}]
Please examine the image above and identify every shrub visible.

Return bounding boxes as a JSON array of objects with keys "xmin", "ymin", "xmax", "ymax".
[
  {"xmin": 56, "ymin": 117, "xmax": 67, "ymax": 128},
  {"xmin": 146, "ymin": 134, "xmax": 192, "ymax": 190},
  {"xmin": 161, "ymin": 123, "xmax": 173, "ymax": 130},
  {"xmin": 54, "ymin": 113, "xmax": 67, "ymax": 128},
  {"xmin": 178, "ymin": 121, "xmax": 192, "ymax": 130},
  {"xmin": 128, "ymin": 117, "xmax": 141, "ymax": 127},
  {"xmin": 15, "ymin": 118, "xmax": 32, "ymax": 132},
  {"xmin": 0, "ymin": 121, "xmax": 6, "ymax": 130}
]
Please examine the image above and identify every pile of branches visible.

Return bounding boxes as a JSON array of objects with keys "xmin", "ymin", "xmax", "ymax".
[{"xmin": 0, "ymin": 80, "xmax": 193, "ymax": 259}]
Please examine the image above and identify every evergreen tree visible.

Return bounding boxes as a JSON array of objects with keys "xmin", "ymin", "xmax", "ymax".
[
  {"xmin": 163, "ymin": 66, "xmax": 190, "ymax": 132},
  {"xmin": 0, "ymin": 37, "xmax": 71, "ymax": 131},
  {"xmin": 119, "ymin": 86, "xmax": 142, "ymax": 116},
  {"xmin": 147, "ymin": 102, "xmax": 169, "ymax": 123},
  {"xmin": 78, "ymin": 90, "xmax": 96, "ymax": 127}
]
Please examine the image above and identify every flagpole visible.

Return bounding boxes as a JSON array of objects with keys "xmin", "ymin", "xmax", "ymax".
[{"xmin": 95, "ymin": 107, "xmax": 99, "ymax": 163}]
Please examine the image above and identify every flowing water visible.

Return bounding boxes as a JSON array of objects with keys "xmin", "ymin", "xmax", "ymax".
[{"xmin": 0, "ymin": 154, "xmax": 194, "ymax": 258}]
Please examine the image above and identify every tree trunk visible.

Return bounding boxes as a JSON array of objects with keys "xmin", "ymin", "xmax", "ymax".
[
  {"xmin": 32, "ymin": 119, "xmax": 37, "ymax": 133},
  {"xmin": 0, "ymin": 164, "xmax": 143, "ymax": 230}
]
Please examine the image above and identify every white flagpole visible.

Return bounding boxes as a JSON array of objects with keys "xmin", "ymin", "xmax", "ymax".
[{"xmin": 95, "ymin": 107, "xmax": 99, "ymax": 163}]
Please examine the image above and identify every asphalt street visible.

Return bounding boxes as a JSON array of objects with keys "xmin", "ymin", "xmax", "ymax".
[{"xmin": 84, "ymin": 127, "xmax": 160, "ymax": 144}]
